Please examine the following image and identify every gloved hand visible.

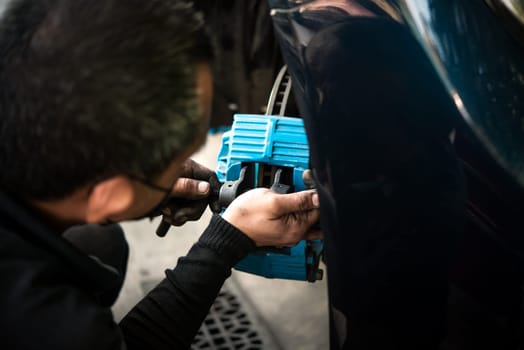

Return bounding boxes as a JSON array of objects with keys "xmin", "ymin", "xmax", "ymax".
[{"xmin": 160, "ymin": 159, "xmax": 221, "ymax": 227}]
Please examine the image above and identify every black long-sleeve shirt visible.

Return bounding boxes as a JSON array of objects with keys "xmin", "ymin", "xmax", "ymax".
[{"xmin": 0, "ymin": 192, "xmax": 255, "ymax": 349}]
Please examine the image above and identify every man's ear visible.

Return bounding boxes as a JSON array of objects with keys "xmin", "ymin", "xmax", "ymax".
[{"xmin": 85, "ymin": 176, "xmax": 134, "ymax": 223}]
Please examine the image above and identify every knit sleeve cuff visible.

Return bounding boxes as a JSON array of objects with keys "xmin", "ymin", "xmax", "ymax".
[{"xmin": 197, "ymin": 214, "xmax": 256, "ymax": 265}]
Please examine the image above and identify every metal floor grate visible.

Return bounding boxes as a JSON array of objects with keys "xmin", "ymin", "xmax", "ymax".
[
  {"xmin": 139, "ymin": 278, "xmax": 279, "ymax": 350},
  {"xmin": 192, "ymin": 290, "xmax": 264, "ymax": 349}
]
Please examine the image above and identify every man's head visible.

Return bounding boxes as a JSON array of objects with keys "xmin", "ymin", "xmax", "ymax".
[{"xmin": 0, "ymin": 0, "xmax": 214, "ymax": 224}]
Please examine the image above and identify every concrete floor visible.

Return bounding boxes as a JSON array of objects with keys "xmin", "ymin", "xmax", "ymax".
[{"xmin": 112, "ymin": 133, "xmax": 330, "ymax": 349}]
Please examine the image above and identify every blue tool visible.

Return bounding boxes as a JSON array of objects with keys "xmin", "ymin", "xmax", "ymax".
[{"xmin": 216, "ymin": 67, "xmax": 324, "ymax": 282}]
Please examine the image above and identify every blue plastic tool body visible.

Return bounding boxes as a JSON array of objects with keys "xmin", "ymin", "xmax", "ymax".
[
  {"xmin": 216, "ymin": 114, "xmax": 309, "ymax": 191},
  {"xmin": 216, "ymin": 114, "xmax": 323, "ymax": 281}
]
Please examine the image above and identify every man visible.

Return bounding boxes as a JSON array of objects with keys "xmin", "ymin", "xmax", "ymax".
[{"xmin": 0, "ymin": 0, "xmax": 320, "ymax": 349}]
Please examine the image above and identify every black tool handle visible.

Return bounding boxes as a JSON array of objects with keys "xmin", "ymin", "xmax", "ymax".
[{"xmin": 156, "ymin": 220, "xmax": 171, "ymax": 237}]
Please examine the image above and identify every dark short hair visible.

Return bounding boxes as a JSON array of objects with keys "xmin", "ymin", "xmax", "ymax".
[{"xmin": 0, "ymin": 0, "xmax": 212, "ymax": 200}]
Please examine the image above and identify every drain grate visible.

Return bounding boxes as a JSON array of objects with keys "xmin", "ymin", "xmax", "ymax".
[
  {"xmin": 139, "ymin": 278, "xmax": 279, "ymax": 349},
  {"xmin": 192, "ymin": 290, "xmax": 264, "ymax": 349}
]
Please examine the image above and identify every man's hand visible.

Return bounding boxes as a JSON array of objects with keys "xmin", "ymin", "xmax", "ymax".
[
  {"xmin": 161, "ymin": 159, "xmax": 221, "ymax": 226},
  {"xmin": 302, "ymin": 169, "xmax": 317, "ymax": 189},
  {"xmin": 222, "ymin": 188, "xmax": 321, "ymax": 247}
]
